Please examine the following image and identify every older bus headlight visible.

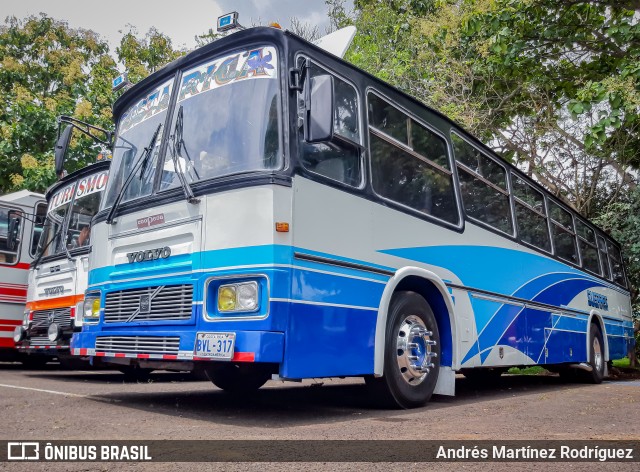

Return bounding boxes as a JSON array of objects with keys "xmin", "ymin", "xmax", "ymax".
[
  {"xmin": 217, "ymin": 282, "xmax": 259, "ymax": 312},
  {"xmin": 83, "ymin": 293, "xmax": 101, "ymax": 323}
]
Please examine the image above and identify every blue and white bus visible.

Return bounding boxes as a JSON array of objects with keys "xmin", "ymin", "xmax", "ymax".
[{"xmin": 70, "ymin": 23, "xmax": 634, "ymax": 408}]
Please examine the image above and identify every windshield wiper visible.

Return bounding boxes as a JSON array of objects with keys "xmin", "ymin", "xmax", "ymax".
[
  {"xmin": 32, "ymin": 222, "xmax": 63, "ymax": 268},
  {"xmin": 106, "ymin": 123, "xmax": 162, "ymax": 225},
  {"xmin": 169, "ymin": 105, "xmax": 199, "ymax": 204}
]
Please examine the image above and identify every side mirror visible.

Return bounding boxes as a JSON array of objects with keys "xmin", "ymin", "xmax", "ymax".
[
  {"xmin": 55, "ymin": 125, "xmax": 73, "ymax": 177},
  {"xmin": 304, "ymin": 74, "xmax": 334, "ymax": 143},
  {"xmin": 6, "ymin": 211, "xmax": 21, "ymax": 251}
]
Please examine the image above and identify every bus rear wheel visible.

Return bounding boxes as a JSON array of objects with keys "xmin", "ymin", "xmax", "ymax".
[
  {"xmin": 585, "ymin": 323, "xmax": 605, "ymax": 384},
  {"xmin": 366, "ymin": 291, "xmax": 440, "ymax": 409},
  {"xmin": 207, "ymin": 364, "xmax": 272, "ymax": 393}
]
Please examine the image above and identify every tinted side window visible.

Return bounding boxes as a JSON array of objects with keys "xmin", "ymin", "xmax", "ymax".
[
  {"xmin": 597, "ymin": 236, "xmax": 611, "ymax": 280},
  {"xmin": 512, "ymin": 175, "xmax": 551, "ymax": 251},
  {"xmin": 606, "ymin": 240, "xmax": 627, "ymax": 287},
  {"xmin": 299, "ymin": 61, "xmax": 361, "ymax": 187},
  {"xmin": 548, "ymin": 201, "xmax": 577, "ymax": 263},
  {"xmin": 452, "ymin": 133, "xmax": 512, "ymax": 234},
  {"xmin": 0, "ymin": 207, "xmax": 23, "ymax": 265},
  {"xmin": 575, "ymin": 220, "xmax": 599, "ymax": 274},
  {"xmin": 369, "ymin": 93, "xmax": 458, "ymax": 225}
]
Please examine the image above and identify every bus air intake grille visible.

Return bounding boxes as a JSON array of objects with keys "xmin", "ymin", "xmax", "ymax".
[
  {"xmin": 95, "ymin": 336, "xmax": 181, "ymax": 355},
  {"xmin": 103, "ymin": 284, "xmax": 194, "ymax": 323},
  {"xmin": 31, "ymin": 308, "xmax": 72, "ymax": 329}
]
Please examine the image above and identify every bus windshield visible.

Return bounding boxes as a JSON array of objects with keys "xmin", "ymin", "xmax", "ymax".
[
  {"xmin": 37, "ymin": 182, "xmax": 75, "ymax": 259},
  {"xmin": 103, "ymin": 46, "xmax": 281, "ymax": 209},
  {"xmin": 36, "ymin": 169, "xmax": 109, "ymax": 259}
]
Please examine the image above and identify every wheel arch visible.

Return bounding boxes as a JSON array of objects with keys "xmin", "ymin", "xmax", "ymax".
[
  {"xmin": 587, "ymin": 311, "xmax": 609, "ymax": 361},
  {"xmin": 374, "ymin": 267, "xmax": 457, "ymax": 376}
]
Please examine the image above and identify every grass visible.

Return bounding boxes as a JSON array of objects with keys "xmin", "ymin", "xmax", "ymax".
[
  {"xmin": 507, "ymin": 366, "xmax": 548, "ymax": 375},
  {"xmin": 612, "ymin": 357, "xmax": 640, "ymax": 370}
]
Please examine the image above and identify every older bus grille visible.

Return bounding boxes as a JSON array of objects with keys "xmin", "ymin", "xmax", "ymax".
[
  {"xmin": 29, "ymin": 336, "xmax": 54, "ymax": 346},
  {"xmin": 31, "ymin": 308, "xmax": 72, "ymax": 329},
  {"xmin": 95, "ymin": 336, "xmax": 181, "ymax": 355},
  {"xmin": 103, "ymin": 284, "xmax": 193, "ymax": 323}
]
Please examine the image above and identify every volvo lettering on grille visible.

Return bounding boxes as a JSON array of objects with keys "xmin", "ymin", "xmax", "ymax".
[
  {"xmin": 127, "ymin": 286, "xmax": 164, "ymax": 322},
  {"xmin": 126, "ymin": 246, "xmax": 171, "ymax": 264}
]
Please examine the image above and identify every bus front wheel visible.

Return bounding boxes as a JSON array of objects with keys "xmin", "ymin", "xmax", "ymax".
[
  {"xmin": 366, "ymin": 291, "xmax": 440, "ymax": 409},
  {"xmin": 207, "ymin": 364, "xmax": 271, "ymax": 393}
]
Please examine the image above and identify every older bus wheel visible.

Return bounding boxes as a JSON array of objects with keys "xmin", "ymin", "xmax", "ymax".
[
  {"xmin": 586, "ymin": 323, "xmax": 605, "ymax": 384},
  {"xmin": 366, "ymin": 291, "xmax": 440, "ymax": 409}
]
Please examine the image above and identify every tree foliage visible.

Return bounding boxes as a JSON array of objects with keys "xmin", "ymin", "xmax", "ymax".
[
  {"xmin": 0, "ymin": 14, "xmax": 117, "ymax": 192},
  {"xmin": 0, "ymin": 16, "xmax": 186, "ymax": 194},
  {"xmin": 341, "ymin": 0, "xmax": 639, "ymax": 313}
]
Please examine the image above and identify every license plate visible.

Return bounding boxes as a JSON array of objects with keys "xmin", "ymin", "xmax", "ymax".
[{"xmin": 194, "ymin": 332, "xmax": 235, "ymax": 360}]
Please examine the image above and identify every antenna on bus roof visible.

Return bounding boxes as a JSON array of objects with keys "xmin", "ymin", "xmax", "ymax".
[{"xmin": 312, "ymin": 26, "xmax": 356, "ymax": 59}]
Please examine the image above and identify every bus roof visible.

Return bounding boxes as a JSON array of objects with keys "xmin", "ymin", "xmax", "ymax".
[{"xmin": 0, "ymin": 190, "xmax": 45, "ymax": 207}]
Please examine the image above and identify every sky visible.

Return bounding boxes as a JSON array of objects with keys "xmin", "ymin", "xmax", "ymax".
[{"xmin": 0, "ymin": 0, "xmax": 352, "ymax": 51}]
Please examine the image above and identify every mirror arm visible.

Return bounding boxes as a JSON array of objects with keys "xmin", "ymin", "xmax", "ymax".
[{"xmin": 58, "ymin": 116, "xmax": 113, "ymax": 148}]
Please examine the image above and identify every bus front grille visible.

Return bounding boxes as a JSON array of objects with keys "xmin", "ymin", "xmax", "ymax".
[
  {"xmin": 103, "ymin": 284, "xmax": 194, "ymax": 323},
  {"xmin": 31, "ymin": 308, "xmax": 72, "ymax": 329},
  {"xmin": 95, "ymin": 336, "xmax": 181, "ymax": 355}
]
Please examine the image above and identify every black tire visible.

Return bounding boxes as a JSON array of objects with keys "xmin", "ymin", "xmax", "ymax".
[
  {"xmin": 585, "ymin": 323, "xmax": 605, "ymax": 384},
  {"xmin": 365, "ymin": 291, "xmax": 440, "ymax": 409},
  {"xmin": 59, "ymin": 356, "xmax": 87, "ymax": 370},
  {"xmin": 207, "ymin": 364, "xmax": 272, "ymax": 393},
  {"xmin": 461, "ymin": 367, "xmax": 505, "ymax": 384},
  {"xmin": 118, "ymin": 365, "xmax": 154, "ymax": 382},
  {"xmin": 21, "ymin": 356, "xmax": 49, "ymax": 369}
]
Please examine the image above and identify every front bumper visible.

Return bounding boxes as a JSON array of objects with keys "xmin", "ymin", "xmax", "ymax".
[{"xmin": 71, "ymin": 328, "xmax": 284, "ymax": 363}]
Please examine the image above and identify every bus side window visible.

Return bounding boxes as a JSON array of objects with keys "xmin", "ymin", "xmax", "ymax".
[
  {"xmin": 30, "ymin": 202, "xmax": 47, "ymax": 257},
  {"xmin": 512, "ymin": 175, "xmax": 551, "ymax": 252},
  {"xmin": 451, "ymin": 133, "xmax": 512, "ymax": 234},
  {"xmin": 298, "ymin": 62, "xmax": 362, "ymax": 187},
  {"xmin": 597, "ymin": 235, "xmax": 611, "ymax": 280},
  {"xmin": 606, "ymin": 240, "xmax": 627, "ymax": 288},
  {"xmin": 575, "ymin": 219, "xmax": 599, "ymax": 274},
  {"xmin": 548, "ymin": 200, "xmax": 578, "ymax": 264},
  {"xmin": 0, "ymin": 207, "xmax": 23, "ymax": 265},
  {"xmin": 368, "ymin": 93, "xmax": 458, "ymax": 225}
]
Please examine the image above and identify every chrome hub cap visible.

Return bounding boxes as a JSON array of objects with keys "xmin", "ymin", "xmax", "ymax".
[
  {"xmin": 593, "ymin": 336, "xmax": 603, "ymax": 372},
  {"xmin": 396, "ymin": 315, "xmax": 437, "ymax": 385}
]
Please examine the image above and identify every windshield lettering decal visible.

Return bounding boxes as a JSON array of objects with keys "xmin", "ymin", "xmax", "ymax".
[
  {"xmin": 48, "ymin": 183, "xmax": 76, "ymax": 213},
  {"xmin": 119, "ymin": 79, "xmax": 173, "ymax": 134},
  {"xmin": 178, "ymin": 46, "xmax": 277, "ymax": 102},
  {"xmin": 76, "ymin": 171, "xmax": 109, "ymax": 199}
]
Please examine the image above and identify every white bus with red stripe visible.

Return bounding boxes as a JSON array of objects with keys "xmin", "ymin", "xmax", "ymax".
[
  {"xmin": 0, "ymin": 190, "xmax": 46, "ymax": 361},
  {"xmin": 15, "ymin": 162, "xmax": 109, "ymax": 366}
]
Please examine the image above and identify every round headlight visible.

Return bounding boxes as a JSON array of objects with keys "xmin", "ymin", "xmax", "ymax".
[
  {"xmin": 13, "ymin": 326, "xmax": 25, "ymax": 343},
  {"xmin": 48, "ymin": 323, "xmax": 60, "ymax": 342}
]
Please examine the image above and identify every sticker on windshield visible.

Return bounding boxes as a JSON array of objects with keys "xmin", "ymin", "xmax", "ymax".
[
  {"xmin": 178, "ymin": 46, "xmax": 277, "ymax": 102},
  {"xmin": 75, "ymin": 170, "xmax": 109, "ymax": 199},
  {"xmin": 48, "ymin": 183, "xmax": 76, "ymax": 213},
  {"xmin": 119, "ymin": 79, "xmax": 174, "ymax": 134}
]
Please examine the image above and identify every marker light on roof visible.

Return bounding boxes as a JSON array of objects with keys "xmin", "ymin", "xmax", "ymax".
[
  {"xmin": 112, "ymin": 73, "xmax": 130, "ymax": 92},
  {"xmin": 217, "ymin": 12, "xmax": 239, "ymax": 32}
]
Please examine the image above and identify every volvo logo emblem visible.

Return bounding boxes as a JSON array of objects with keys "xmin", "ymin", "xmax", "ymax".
[
  {"xmin": 44, "ymin": 286, "xmax": 64, "ymax": 296},
  {"xmin": 139, "ymin": 295, "xmax": 151, "ymax": 314},
  {"xmin": 126, "ymin": 286, "xmax": 164, "ymax": 322},
  {"xmin": 126, "ymin": 246, "xmax": 171, "ymax": 264}
]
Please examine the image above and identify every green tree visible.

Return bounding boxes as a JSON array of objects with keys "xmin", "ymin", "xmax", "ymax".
[
  {"xmin": 116, "ymin": 26, "xmax": 185, "ymax": 85},
  {"xmin": 0, "ymin": 14, "xmax": 117, "ymax": 193}
]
